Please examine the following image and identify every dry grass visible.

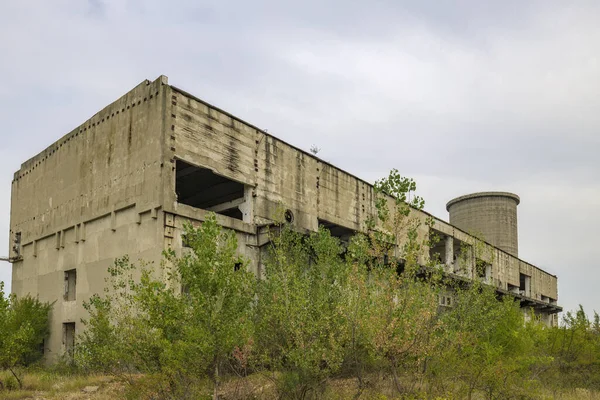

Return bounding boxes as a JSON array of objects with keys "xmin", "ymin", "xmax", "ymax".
[
  {"xmin": 0, "ymin": 371, "xmax": 123, "ymax": 400},
  {"xmin": 2, "ymin": 371, "xmax": 600, "ymax": 399}
]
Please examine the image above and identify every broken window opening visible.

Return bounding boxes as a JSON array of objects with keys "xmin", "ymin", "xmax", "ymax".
[
  {"xmin": 476, "ymin": 259, "xmax": 492, "ymax": 282},
  {"xmin": 12, "ymin": 232, "xmax": 21, "ymax": 257},
  {"xmin": 318, "ymin": 219, "xmax": 356, "ymax": 260},
  {"xmin": 396, "ymin": 259, "xmax": 406, "ymax": 275},
  {"xmin": 452, "ymin": 242, "xmax": 471, "ymax": 276},
  {"xmin": 508, "ymin": 283, "xmax": 520, "ymax": 294},
  {"xmin": 64, "ymin": 269, "xmax": 77, "ymax": 301},
  {"xmin": 63, "ymin": 322, "xmax": 75, "ymax": 360},
  {"xmin": 519, "ymin": 273, "xmax": 531, "ymax": 297},
  {"xmin": 175, "ymin": 160, "xmax": 245, "ymax": 221},
  {"xmin": 428, "ymin": 229, "xmax": 454, "ymax": 267},
  {"xmin": 318, "ymin": 219, "xmax": 355, "ymax": 242}
]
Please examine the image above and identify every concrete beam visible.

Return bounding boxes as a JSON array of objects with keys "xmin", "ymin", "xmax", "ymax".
[{"xmin": 206, "ymin": 197, "xmax": 245, "ymax": 213}]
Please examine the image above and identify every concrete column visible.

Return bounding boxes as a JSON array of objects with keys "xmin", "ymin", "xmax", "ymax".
[{"xmin": 445, "ymin": 236, "xmax": 454, "ymax": 269}]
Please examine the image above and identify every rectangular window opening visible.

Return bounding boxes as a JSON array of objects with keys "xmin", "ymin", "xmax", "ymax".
[
  {"xmin": 439, "ymin": 294, "xmax": 452, "ymax": 307},
  {"xmin": 318, "ymin": 219, "xmax": 356, "ymax": 260},
  {"xmin": 519, "ymin": 273, "xmax": 531, "ymax": 297},
  {"xmin": 63, "ymin": 322, "xmax": 75, "ymax": 359},
  {"xmin": 452, "ymin": 241, "xmax": 470, "ymax": 275},
  {"xmin": 64, "ymin": 269, "xmax": 77, "ymax": 301},
  {"xmin": 318, "ymin": 219, "xmax": 356, "ymax": 242},
  {"xmin": 428, "ymin": 229, "xmax": 445, "ymax": 266},
  {"xmin": 476, "ymin": 259, "xmax": 492, "ymax": 281},
  {"xmin": 428, "ymin": 229, "xmax": 458, "ymax": 268},
  {"xmin": 12, "ymin": 232, "xmax": 22, "ymax": 257},
  {"xmin": 176, "ymin": 160, "xmax": 245, "ymax": 221}
]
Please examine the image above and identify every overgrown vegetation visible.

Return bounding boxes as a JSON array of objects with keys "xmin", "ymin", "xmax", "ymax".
[
  {"xmin": 0, "ymin": 282, "xmax": 52, "ymax": 390},
  {"xmin": 2, "ymin": 170, "xmax": 600, "ymax": 399}
]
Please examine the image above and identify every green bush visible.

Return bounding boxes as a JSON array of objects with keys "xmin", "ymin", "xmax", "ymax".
[{"xmin": 0, "ymin": 282, "xmax": 53, "ymax": 390}]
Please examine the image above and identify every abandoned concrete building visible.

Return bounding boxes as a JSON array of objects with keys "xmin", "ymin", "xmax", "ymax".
[{"xmin": 8, "ymin": 75, "xmax": 562, "ymax": 361}]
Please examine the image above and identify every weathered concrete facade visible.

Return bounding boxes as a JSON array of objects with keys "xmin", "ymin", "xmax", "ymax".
[{"xmin": 8, "ymin": 75, "xmax": 561, "ymax": 361}]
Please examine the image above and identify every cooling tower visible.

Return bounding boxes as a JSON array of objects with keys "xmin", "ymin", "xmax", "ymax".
[{"xmin": 446, "ymin": 192, "xmax": 520, "ymax": 257}]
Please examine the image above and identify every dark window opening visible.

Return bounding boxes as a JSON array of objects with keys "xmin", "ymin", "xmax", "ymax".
[
  {"xmin": 475, "ymin": 259, "xmax": 488, "ymax": 278},
  {"xmin": 519, "ymin": 275, "xmax": 524, "ymax": 289},
  {"xmin": 429, "ymin": 230, "xmax": 460, "ymax": 268},
  {"xmin": 176, "ymin": 160, "xmax": 245, "ymax": 221},
  {"xmin": 12, "ymin": 232, "xmax": 21, "ymax": 257},
  {"xmin": 396, "ymin": 259, "xmax": 406, "ymax": 275},
  {"xmin": 64, "ymin": 269, "xmax": 76, "ymax": 301},
  {"xmin": 519, "ymin": 273, "xmax": 531, "ymax": 296},
  {"xmin": 63, "ymin": 322, "xmax": 75, "ymax": 360},
  {"xmin": 318, "ymin": 219, "xmax": 356, "ymax": 260},
  {"xmin": 318, "ymin": 219, "xmax": 355, "ymax": 242}
]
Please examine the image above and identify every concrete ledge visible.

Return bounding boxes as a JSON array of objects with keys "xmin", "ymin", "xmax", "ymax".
[{"xmin": 446, "ymin": 191, "xmax": 520, "ymax": 211}]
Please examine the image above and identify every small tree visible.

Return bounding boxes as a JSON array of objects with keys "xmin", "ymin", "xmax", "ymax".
[
  {"xmin": 428, "ymin": 282, "xmax": 542, "ymax": 399},
  {"xmin": 542, "ymin": 306, "xmax": 600, "ymax": 394},
  {"xmin": 0, "ymin": 282, "xmax": 52, "ymax": 390},
  {"xmin": 168, "ymin": 214, "xmax": 256, "ymax": 398},
  {"xmin": 254, "ymin": 224, "xmax": 350, "ymax": 399},
  {"xmin": 368, "ymin": 170, "xmax": 441, "ymax": 392},
  {"xmin": 79, "ymin": 214, "xmax": 256, "ymax": 399}
]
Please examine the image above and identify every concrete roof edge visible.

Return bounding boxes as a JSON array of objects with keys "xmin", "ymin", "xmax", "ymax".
[
  {"xmin": 15, "ymin": 75, "xmax": 165, "ymax": 174},
  {"xmin": 446, "ymin": 191, "xmax": 521, "ymax": 211},
  {"xmin": 169, "ymin": 85, "xmax": 374, "ymax": 189}
]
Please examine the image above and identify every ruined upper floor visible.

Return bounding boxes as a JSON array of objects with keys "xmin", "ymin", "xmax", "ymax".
[{"xmin": 9, "ymin": 75, "xmax": 560, "ymax": 312}]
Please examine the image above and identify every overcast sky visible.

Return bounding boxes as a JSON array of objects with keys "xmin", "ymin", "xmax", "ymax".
[{"xmin": 1, "ymin": 1, "xmax": 598, "ymax": 316}]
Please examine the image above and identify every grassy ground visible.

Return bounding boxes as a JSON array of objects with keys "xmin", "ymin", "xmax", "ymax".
[
  {"xmin": 2, "ymin": 371, "xmax": 600, "ymax": 399},
  {"xmin": 0, "ymin": 371, "xmax": 123, "ymax": 400}
]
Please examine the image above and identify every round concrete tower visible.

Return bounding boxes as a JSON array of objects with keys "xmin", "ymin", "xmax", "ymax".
[{"xmin": 446, "ymin": 192, "xmax": 520, "ymax": 257}]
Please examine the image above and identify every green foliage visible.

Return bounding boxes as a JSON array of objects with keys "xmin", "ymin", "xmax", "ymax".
[
  {"xmin": 254, "ymin": 225, "xmax": 350, "ymax": 398},
  {"xmin": 78, "ymin": 214, "xmax": 256, "ymax": 399},
  {"xmin": 540, "ymin": 306, "xmax": 600, "ymax": 395},
  {"xmin": 428, "ymin": 282, "xmax": 544, "ymax": 399},
  {"xmin": 0, "ymin": 282, "xmax": 53, "ymax": 390},
  {"xmin": 74, "ymin": 170, "xmax": 600, "ymax": 399}
]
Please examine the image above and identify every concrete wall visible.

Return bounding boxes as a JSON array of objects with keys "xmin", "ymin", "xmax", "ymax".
[
  {"xmin": 164, "ymin": 85, "xmax": 558, "ymax": 302},
  {"xmin": 10, "ymin": 76, "xmax": 169, "ymax": 361}
]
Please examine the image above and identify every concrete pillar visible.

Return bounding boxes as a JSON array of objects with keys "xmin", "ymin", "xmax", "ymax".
[{"xmin": 445, "ymin": 236, "xmax": 454, "ymax": 269}]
